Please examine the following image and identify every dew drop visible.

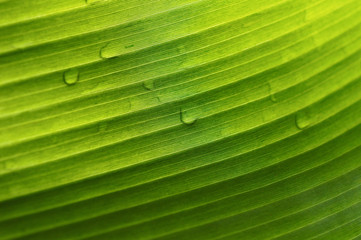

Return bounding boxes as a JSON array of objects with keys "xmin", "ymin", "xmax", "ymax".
[
  {"xmin": 270, "ymin": 93, "xmax": 277, "ymax": 103},
  {"xmin": 99, "ymin": 42, "xmax": 134, "ymax": 59},
  {"xmin": 125, "ymin": 44, "xmax": 134, "ymax": 49},
  {"xmin": 99, "ymin": 43, "xmax": 114, "ymax": 59},
  {"xmin": 99, "ymin": 42, "xmax": 121, "ymax": 59},
  {"xmin": 142, "ymin": 80, "xmax": 155, "ymax": 91},
  {"xmin": 63, "ymin": 69, "xmax": 79, "ymax": 86},
  {"xmin": 180, "ymin": 108, "xmax": 197, "ymax": 125},
  {"xmin": 267, "ymin": 82, "xmax": 277, "ymax": 103},
  {"xmin": 295, "ymin": 111, "xmax": 311, "ymax": 130}
]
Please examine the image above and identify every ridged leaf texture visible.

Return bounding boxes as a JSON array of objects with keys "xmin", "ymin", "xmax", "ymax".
[{"xmin": 1, "ymin": 0, "xmax": 361, "ymax": 239}]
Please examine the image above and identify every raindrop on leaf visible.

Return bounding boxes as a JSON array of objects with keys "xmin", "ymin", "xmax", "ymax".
[
  {"xmin": 63, "ymin": 69, "xmax": 79, "ymax": 86},
  {"xmin": 99, "ymin": 43, "xmax": 115, "ymax": 59},
  {"xmin": 267, "ymin": 82, "xmax": 277, "ymax": 103},
  {"xmin": 295, "ymin": 110, "xmax": 311, "ymax": 130},
  {"xmin": 142, "ymin": 80, "xmax": 155, "ymax": 91},
  {"xmin": 180, "ymin": 108, "xmax": 197, "ymax": 125}
]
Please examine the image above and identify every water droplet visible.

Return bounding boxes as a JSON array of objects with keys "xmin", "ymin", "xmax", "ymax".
[
  {"xmin": 270, "ymin": 93, "xmax": 277, "ymax": 103},
  {"xmin": 63, "ymin": 69, "xmax": 79, "ymax": 86},
  {"xmin": 180, "ymin": 108, "xmax": 197, "ymax": 125},
  {"xmin": 267, "ymin": 82, "xmax": 277, "ymax": 103},
  {"xmin": 99, "ymin": 42, "xmax": 121, "ymax": 59},
  {"xmin": 99, "ymin": 43, "xmax": 114, "ymax": 59},
  {"xmin": 295, "ymin": 110, "xmax": 311, "ymax": 130},
  {"xmin": 142, "ymin": 80, "xmax": 155, "ymax": 91},
  {"xmin": 99, "ymin": 42, "xmax": 136, "ymax": 59}
]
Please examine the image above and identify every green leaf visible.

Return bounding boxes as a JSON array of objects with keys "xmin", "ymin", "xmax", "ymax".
[{"xmin": 1, "ymin": 0, "xmax": 361, "ymax": 239}]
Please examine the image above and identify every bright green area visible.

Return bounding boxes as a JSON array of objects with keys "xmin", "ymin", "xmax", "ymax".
[{"xmin": 0, "ymin": 0, "xmax": 361, "ymax": 239}]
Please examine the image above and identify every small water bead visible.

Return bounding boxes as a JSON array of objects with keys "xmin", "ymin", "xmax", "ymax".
[
  {"xmin": 63, "ymin": 69, "xmax": 79, "ymax": 86},
  {"xmin": 99, "ymin": 43, "xmax": 115, "ymax": 59},
  {"xmin": 127, "ymin": 99, "xmax": 132, "ymax": 110},
  {"xmin": 99, "ymin": 42, "xmax": 134, "ymax": 59},
  {"xmin": 295, "ymin": 110, "xmax": 311, "ymax": 130},
  {"xmin": 269, "ymin": 92, "xmax": 277, "ymax": 103},
  {"xmin": 142, "ymin": 80, "xmax": 155, "ymax": 91},
  {"xmin": 267, "ymin": 82, "xmax": 277, "ymax": 103},
  {"xmin": 180, "ymin": 108, "xmax": 197, "ymax": 125}
]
